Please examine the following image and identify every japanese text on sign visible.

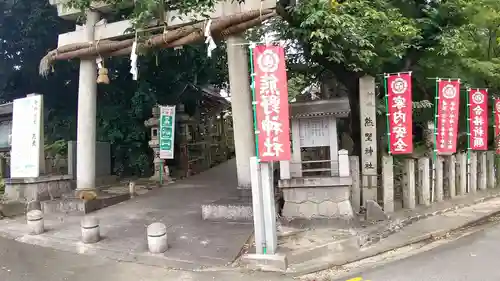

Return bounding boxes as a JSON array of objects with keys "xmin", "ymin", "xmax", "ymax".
[
  {"xmin": 436, "ymin": 80, "xmax": 460, "ymax": 154},
  {"xmin": 359, "ymin": 76, "xmax": 377, "ymax": 174},
  {"xmin": 11, "ymin": 95, "xmax": 43, "ymax": 178},
  {"xmin": 468, "ymin": 88, "xmax": 488, "ymax": 151},
  {"xmin": 159, "ymin": 105, "xmax": 176, "ymax": 159},
  {"xmin": 253, "ymin": 45, "xmax": 291, "ymax": 162},
  {"xmin": 494, "ymin": 98, "xmax": 500, "ymax": 154},
  {"xmin": 386, "ymin": 73, "xmax": 413, "ymax": 154}
]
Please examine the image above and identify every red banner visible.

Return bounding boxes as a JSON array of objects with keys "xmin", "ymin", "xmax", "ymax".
[
  {"xmin": 436, "ymin": 80, "xmax": 461, "ymax": 154},
  {"xmin": 495, "ymin": 98, "xmax": 500, "ymax": 154},
  {"xmin": 469, "ymin": 89, "xmax": 488, "ymax": 151},
  {"xmin": 253, "ymin": 45, "xmax": 291, "ymax": 161},
  {"xmin": 386, "ymin": 73, "xmax": 413, "ymax": 154}
]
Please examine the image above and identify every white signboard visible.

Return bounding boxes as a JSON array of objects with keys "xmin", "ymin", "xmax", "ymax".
[
  {"xmin": 159, "ymin": 105, "xmax": 176, "ymax": 159},
  {"xmin": 299, "ymin": 118, "xmax": 329, "ymax": 147},
  {"xmin": 11, "ymin": 95, "xmax": 44, "ymax": 178}
]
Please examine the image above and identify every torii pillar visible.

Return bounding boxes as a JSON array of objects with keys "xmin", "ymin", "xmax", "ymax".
[
  {"xmin": 226, "ymin": 36, "xmax": 256, "ymax": 190},
  {"xmin": 76, "ymin": 11, "xmax": 99, "ymax": 192}
]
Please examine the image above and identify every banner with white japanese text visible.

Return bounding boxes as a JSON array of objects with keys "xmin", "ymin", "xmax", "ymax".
[
  {"xmin": 386, "ymin": 73, "xmax": 413, "ymax": 154},
  {"xmin": 468, "ymin": 88, "xmax": 488, "ymax": 151},
  {"xmin": 436, "ymin": 80, "xmax": 460, "ymax": 154},
  {"xmin": 495, "ymin": 98, "xmax": 500, "ymax": 154},
  {"xmin": 252, "ymin": 45, "xmax": 291, "ymax": 162}
]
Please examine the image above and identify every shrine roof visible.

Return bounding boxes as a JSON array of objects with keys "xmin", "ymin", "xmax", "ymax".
[
  {"xmin": 0, "ymin": 102, "xmax": 13, "ymax": 116},
  {"xmin": 289, "ymin": 97, "xmax": 350, "ymax": 118}
]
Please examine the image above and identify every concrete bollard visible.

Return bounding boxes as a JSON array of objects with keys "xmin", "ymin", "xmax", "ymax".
[
  {"xmin": 129, "ymin": 181, "xmax": 136, "ymax": 198},
  {"xmin": 147, "ymin": 222, "xmax": 168, "ymax": 254},
  {"xmin": 26, "ymin": 210, "xmax": 44, "ymax": 235},
  {"xmin": 81, "ymin": 216, "xmax": 100, "ymax": 244}
]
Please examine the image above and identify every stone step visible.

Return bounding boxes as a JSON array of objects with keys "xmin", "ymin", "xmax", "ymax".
[
  {"xmin": 201, "ymin": 196, "xmax": 253, "ymax": 221},
  {"xmin": 42, "ymin": 192, "xmax": 130, "ymax": 215}
]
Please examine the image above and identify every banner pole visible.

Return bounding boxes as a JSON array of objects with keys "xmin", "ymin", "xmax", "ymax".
[
  {"xmin": 248, "ymin": 43, "xmax": 267, "ymax": 254},
  {"xmin": 249, "ymin": 44, "xmax": 260, "ymax": 160},
  {"xmin": 431, "ymin": 78, "xmax": 440, "ymax": 202},
  {"xmin": 466, "ymin": 88, "xmax": 471, "ymax": 192},
  {"xmin": 383, "ymin": 74, "xmax": 392, "ymax": 154}
]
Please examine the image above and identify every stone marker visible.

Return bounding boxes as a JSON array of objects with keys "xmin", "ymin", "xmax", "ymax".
[
  {"xmin": 147, "ymin": 222, "xmax": 168, "ymax": 254},
  {"xmin": 26, "ymin": 210, "xmax": 44, "ymax": 235},
  {"xmin": 81, "ymin": 216, "xmax": 100, "ymax": 244},
  {"xmin": 365, "ymin": 200, "xmax": 389, "ymax": 222}
]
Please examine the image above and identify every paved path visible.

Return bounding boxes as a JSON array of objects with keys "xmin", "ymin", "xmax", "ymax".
[
  {"xmin": 0, "ymin": 159, "xmax": 253, "ymax": 270},
  {"xmin": 0, "ymin": 236, "xmax": 292, "ymax": 281},
  {"xmin": 337, "ymin": 220, "xmax": 500, "ymax": 281}
]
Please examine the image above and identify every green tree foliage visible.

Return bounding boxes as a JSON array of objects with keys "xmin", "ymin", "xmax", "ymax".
[
  {"xmin": 0, "ymin": 0, "xmax": 228, "ymax": 177},
  {"xmin": 5, "ymin": 0, "xmax": 500, "ymax": 173}
]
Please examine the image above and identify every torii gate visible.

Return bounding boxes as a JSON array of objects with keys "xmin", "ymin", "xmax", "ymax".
[{"xmin": 45, "ymin": 0, "xmax": 277, "ymax": 195}]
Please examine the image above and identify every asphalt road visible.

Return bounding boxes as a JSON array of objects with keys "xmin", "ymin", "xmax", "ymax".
[
  {"xmin": 0, "ymin": 236, "xmax": 290, "ymax": 281},
  {"xmin": 339, "ymin": 221, "xmax": 500, "ymax": 281}
]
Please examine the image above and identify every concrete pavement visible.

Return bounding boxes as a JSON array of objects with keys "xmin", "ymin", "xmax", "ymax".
[
  {"xmin": 331, "ymin": 218, "xmax": 500, "ymax": 281},
  {"xmin": 0, "ymin": 235, "xmax": 293, "ymax": 281}
]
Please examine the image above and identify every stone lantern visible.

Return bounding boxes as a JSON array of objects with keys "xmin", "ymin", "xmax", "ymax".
[{"xmin": 145, "ymin": 105, "xmax": 164, "ymax": 182}]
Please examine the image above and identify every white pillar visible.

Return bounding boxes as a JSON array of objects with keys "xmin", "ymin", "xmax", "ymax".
[
  {"xmin": 76, "ymin": 11, "xmax": 99, "ymax": 191},
  {"xmin": 250, "ymin": 156, "xmax": 265, "ymax": 254},
  {"xmin": 226, "ymin": 36, "xmax": 256, "ymax": 189}
]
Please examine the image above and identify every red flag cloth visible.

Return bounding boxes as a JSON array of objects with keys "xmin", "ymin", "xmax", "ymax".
[
  {"xmin": 436, "ymin": 80, "xmax": 461, "ymax": 154},
  {"xmin": 253, "ymin": 45, "xmax": 291, "ymax": 161},
  {"xmin": 386, "ymin": 73, "xmax": 413, "ymax": 154},
  {"xmin": 468, "ymin": 88, "xmax": 488, "ymax": 151}
]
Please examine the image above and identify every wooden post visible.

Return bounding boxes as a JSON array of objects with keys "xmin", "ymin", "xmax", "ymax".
[
  {"xmin": 470, "ymin": 152, "xmax": 478, "ymax": 193},
  {"xmin": 457, "ymin": 152, "xmax": 467, "ymax": 195},
  {"xmin": 487, "ymin": 151, "xmax": 495, "ymax": 189},
  {"xmin": 478, "ymin": 152, "xmax": 487, "ymax": 190},
  {"xmin": 382, "ymin": 155, "xmax": 394, "ymax": 213},
  {"xmin": 349, "ymin": 156, "xmax": 361, "ymax": 214},
  {"xmin": 447, "ymin": 155, "xmax": 456, "ymax": 198},
  {"xmin": 417, "ymin": 157, "xmax": 431, "ymax": 206},
  {"xmin": 434, "ymin": 156, "xmax": 444, "ymax": 201},
  {"xmin": 403, "ymin": 159, "xmax": 416, "ymax": 209}
]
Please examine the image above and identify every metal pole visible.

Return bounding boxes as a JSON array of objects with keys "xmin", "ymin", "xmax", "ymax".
[
  {"xmin": 249, "ymin": 156, "xmax": 265, "ymax": 254},
  {"xmin": 383, "ymin": 74, "xmax": 391, "ymax": 155},
  {"xmin": 260, "ymin": 161, "xmax": 277, "ymax": 254},
  {"xmin": 466, "ymin": 87, "xmax": 471, "ymax": 192}
]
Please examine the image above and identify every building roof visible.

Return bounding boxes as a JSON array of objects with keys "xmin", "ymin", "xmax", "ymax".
[
  {"xmin": 0, "ymin": 102, "xmax": 13, "ymax": 116},
  {"xmin": 289, "ymin": 97, "xmax": 350, "ymax": 119}
]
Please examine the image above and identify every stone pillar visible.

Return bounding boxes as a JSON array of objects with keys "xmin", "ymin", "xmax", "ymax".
[
  {"xmin": 470, "ymin": 152, "xmax": 478, "ymax": 193},
  {"xmin": 487, "ymin": 151, "xmax": 495, "ymax": 189},
  {"xmin": 350, "ymin": 156, "xmax": 361, "ymax": 213},
  {"xmin": 359, "ymin": 76, "xmax": 378, "ymax": 204},
  {"xmin": 434, "ymin": 156, "xmax": 444, "ymax": 201},
  {"xmin": 457, "ymin": 152, "xmax": 467, "ymax": 195},
  {"xmin": 417, "ymin": 157, "xmax": 431, "ymax": 206},
  {"xmin": 226, "ymin": 36, "xmax": 256, "ymax": 190},
  {"xmin": 403, "ymin": 159, "xmax": 416, "ymax": 209},
  {"xmin": 447, "ymin": 155, "xmax": 456, "ymax": 198},
  {"xmin": 382, "ymin": 155, "xmax": 394, "ymax": 212},
  {"xmin": 76, "ymin": 11, "xmax": 99, "ymax": 192},
  {"xmin": 478, "ymin": 152, "xmax": 487, "ymax": 190}
]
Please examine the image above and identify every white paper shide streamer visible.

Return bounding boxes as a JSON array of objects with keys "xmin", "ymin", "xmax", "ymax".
[
  {"xmin": 130, "ymin": 41, "xmax": 138, "ymax": 80},
  {"xmin": 204, "ymin": 19, "xmax": 217, "ymax": 57}
]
